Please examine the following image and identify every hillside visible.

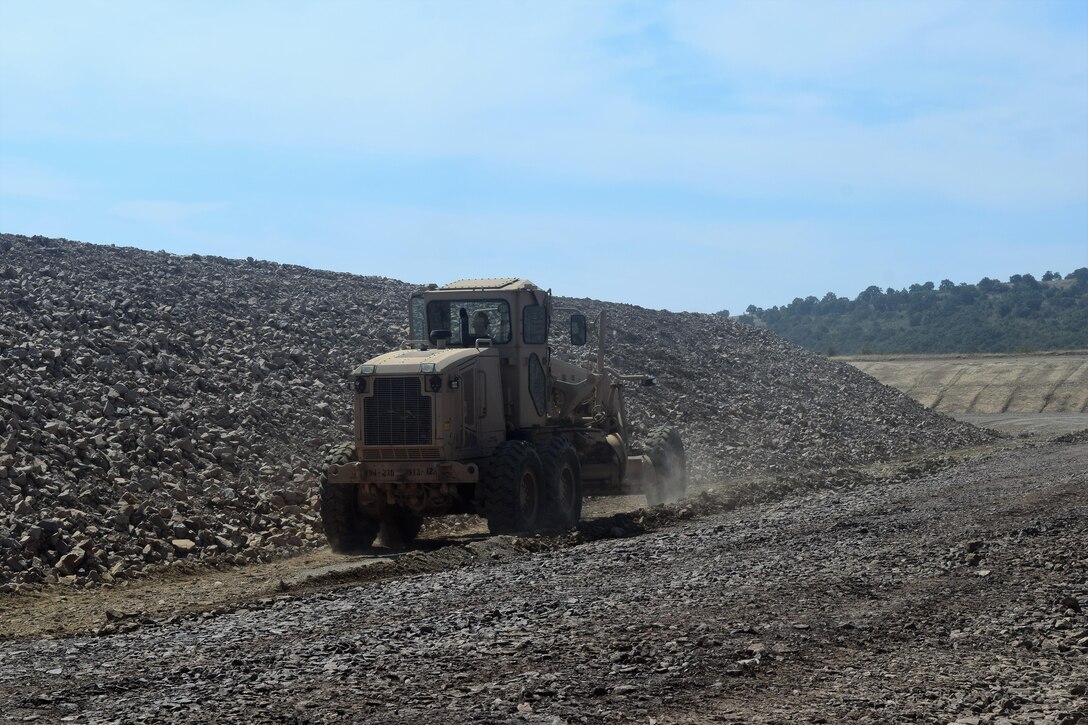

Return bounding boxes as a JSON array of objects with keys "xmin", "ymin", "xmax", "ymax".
[
  {"xmin": 729, "ymin": 270, "xmax": 1088, "ymax": 355},
  {"xmin": 0, "ymin": 233, "xmax": 991, "ymax": 589}
]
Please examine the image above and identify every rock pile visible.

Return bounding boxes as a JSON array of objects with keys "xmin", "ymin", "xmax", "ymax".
[
  {"xmin": 0, "ymin": 234, "xmax": 993, "ymax": 589},
  {"xmin": 552, "ymin": 297, "xmax": 991, "ymax": 482}
]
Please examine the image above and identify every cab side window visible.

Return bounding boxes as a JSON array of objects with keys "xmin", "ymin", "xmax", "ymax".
[{"xmin": 523, "ymin": 304, "xmax": 547, "ymax": 344}]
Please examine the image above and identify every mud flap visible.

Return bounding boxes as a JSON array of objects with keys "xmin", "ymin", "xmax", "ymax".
[{"xmin": 621, "ymin": 454, "xmax": 657, "ymax": 494}]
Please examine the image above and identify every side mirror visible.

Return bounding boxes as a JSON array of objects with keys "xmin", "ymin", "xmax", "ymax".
[
  {"xmin": 430, "ymin": 329, "xmax": 452, "ymax": 349},
  {"xmin": 570, "ymin": 314, "xmax": 587, "ymax": 346}
]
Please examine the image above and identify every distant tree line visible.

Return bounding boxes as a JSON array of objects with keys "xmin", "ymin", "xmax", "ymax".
[{"xmin": 723, "ymin": 268, "xmax": 1088, "ymax": 355}]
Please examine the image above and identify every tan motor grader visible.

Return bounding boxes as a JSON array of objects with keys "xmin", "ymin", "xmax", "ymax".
[{"xmin": 320, "ymin": 278, "xmax": 686, "ymax": 551}]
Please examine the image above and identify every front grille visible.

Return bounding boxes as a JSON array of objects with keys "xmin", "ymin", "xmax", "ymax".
[
  {"xmin": 360, "ymin": 447, "xmax": 441, "ymax": 461},
  {"xmin": 363, "ymin": 377, "xmax": 433, "ymax": 445}
]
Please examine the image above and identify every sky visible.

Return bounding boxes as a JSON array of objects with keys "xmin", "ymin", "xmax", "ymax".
[{"xmin": 1, "ymin": 1, "xmax": 1086, "ymax": 314}]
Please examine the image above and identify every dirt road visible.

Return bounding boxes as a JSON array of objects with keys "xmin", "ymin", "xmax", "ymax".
[
  {"xmin": 953, "ymin": 413, "xmax": 1088, "ymax": 437},
  {"xmin": 0, "ymin": 441, "xmax": 1084, "ymax": 724},
  {"xmin": 0, "ymin": 496, "xmax": 651, "ymax": 641}
]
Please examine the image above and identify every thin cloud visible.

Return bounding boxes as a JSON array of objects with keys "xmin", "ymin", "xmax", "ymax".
[
  {"xmin": 2, "ymin": 2, "xmax": 1083, "ymax": 211},
  {"xmin": 0, "ymin": 159, "xmax": 78, "ymax": 201},
  {"xmin": 110, "ymin": 200, "xmax": 223, "ymax": 226}
]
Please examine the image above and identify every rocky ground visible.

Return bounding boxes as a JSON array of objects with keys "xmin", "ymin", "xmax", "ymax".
[
  {"xmin": 0, "ymin": 438, "xmax": 1082, "ymax": 724},
  {"xmin": 0, "ymin": 234, "xmax": 992, "ymax": 589}
]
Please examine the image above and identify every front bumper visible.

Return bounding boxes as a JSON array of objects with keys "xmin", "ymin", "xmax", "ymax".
[{"xmin": 327, "ymin": 460, "xmax": 481, "ymax": 485}]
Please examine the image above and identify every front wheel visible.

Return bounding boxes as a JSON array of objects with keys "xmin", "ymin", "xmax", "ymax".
[
  {"xmin": 483, "ymin": 441, "xmax": 545, "ymax": 534},
  {"xmin": 320, "ymin": 443, "xmax": 380, "ymax": 553},
  {"xmin": 539, "ymin": 437, "xmax": 583, "ymax": 528}
]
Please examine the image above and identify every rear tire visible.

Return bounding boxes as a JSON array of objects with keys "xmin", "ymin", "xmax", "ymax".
[
  {"xmin": 644, "ymin": 427, "xmax": 687, "ymax": 505},
  {"xmin": 320, "ymin": 443, "xmax": 379, "ymax": 553},
  {"xmin": 539, "ymin": 437, "xmax": 583, "ymax": 528},
  {"xmin": 483, "ymin": 441, "xmax": 545, "ymax": 534}
]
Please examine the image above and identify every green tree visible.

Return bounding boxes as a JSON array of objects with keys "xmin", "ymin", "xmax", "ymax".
[{"xmin": 731, "ymin": 270, "xmax": 1088, "ymax": 355}]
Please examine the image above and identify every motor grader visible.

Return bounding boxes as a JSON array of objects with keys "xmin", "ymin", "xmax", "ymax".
[{"xmin": 320, "ymin": 278, "xmax": 686, "ymax": 551}]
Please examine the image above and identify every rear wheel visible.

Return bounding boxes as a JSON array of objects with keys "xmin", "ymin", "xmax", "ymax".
[
  {"xmin": 644, "ymin": 427, "xmax": 687, "ymax": 506},
  {"xmin": 539, "ymin": 437, "xmax": 583, "ymax": 528},
  {"xmin": 483, "ymin": 441, "xmax": 545, "ymax": 534},
  {"xmin": 320, "ymin": 443, "xmax": 380, "ymax": 553}
]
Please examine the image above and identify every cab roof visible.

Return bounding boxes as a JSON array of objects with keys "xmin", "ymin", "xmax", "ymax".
[{"xmin": 439, "ymin": 278, "xmax": 539, "ymax": 291}]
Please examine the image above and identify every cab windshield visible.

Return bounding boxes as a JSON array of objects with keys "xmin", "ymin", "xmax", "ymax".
[{"xmin": 426, "ymin": 299, "xmax": 512, "ymax": 346}]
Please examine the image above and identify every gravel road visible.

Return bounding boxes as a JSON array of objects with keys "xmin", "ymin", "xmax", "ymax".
[{"xmin": 1, "ymin": 440, "xmax": 1083, "ymax": 724}]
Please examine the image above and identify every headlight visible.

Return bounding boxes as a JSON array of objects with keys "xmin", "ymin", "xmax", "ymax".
[
  {"xmin": 353, "ymin": 364, "xmax": 376, "ymax": 375},
  {"xmin": 420, "ymin": 363, "xmax": 437, "ymax": 373}
]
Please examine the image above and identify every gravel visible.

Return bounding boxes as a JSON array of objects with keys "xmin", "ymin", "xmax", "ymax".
[{"xmin": 0, "ymin": 440, "xmax": 1081, "ymax": 724}]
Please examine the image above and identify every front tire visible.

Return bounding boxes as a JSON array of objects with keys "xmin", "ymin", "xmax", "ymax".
[
  {"xmin": 539, "ymin": 437, "xmax": 583, "ymax": 528},
  {"xmin": 320, "ymin": 443, "xmax": 380, "ymax": 553},
  {"xmin": 483, "ymin": 441, "xmax": 545, "ymax": 534}
]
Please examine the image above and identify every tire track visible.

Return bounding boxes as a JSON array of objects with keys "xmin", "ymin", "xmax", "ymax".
[
  {"xmin": 999, "ymin": 383, "xmax": 1016, "ymax": 414},
  {"xmin": 966, "ymin": 386, "xmax": 987, "ymax": 414},
  {"xmin": 1040, "ymin": 357, "xmax": 1088, "ymax": 413},
  {"xmin": 930, "ymin": 366, "xmax": 967, "ymax": 411}
]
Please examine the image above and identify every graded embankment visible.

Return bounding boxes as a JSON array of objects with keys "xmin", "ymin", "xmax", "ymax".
[{"xmin": 846, "ymin": 352, "xmax": 1088, "ymax": 414}]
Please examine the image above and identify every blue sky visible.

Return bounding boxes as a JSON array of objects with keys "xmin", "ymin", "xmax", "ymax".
[{"xmin": 1, "ymin": 0, "xmax": 1086, "ymax": 314}]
